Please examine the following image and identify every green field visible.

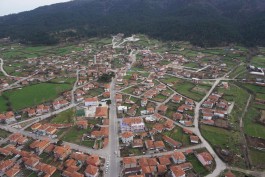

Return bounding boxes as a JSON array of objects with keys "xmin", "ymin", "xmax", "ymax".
[
  {"xmin": 201, "ymin": 125, "xmax": 236, "ymax": 148},
  {"xmin": 160, "ymin": 76, "xmax": 211, "ymax": 101},
  {"xmin": 162, "ymin": 127, "xmax": 190, "ymax": 146},
  {"xmin": 0, "ymin": 44, "xmax": 84, "ymax": 60},
  {"xmin": 0, "ymin": 97, "xmax": 8, "ymax": 112},
  {"xmin": 228, "ymin": 64, "xmax": 246, "ymax": 79},
  {"xmin": 50, "ymin": 108, "xmax": 75, "ymax": 124},
  {"xmin": 0, "ymin": 83, "xmax": 72, "ymax": 111},
  {"xmin": 251, "ymin": 55, "xmax": 265, "ymax": 68},
  {"xmin": 0, "ymin": 129, "xmax": 10, "ymax": 138},
  {"xmin": 187, "ymin": 154, "xmax": 209, "ymax": 176},
  {"xmin": 249, "ymin": 147, "xmax": 265, "ymax": 169},
  {"xmin": 243, "ymin": 84, "xmax": 265, "ymax": 100},
  {"xmin": 61, "ymin": 126, "xmax": 93, "ymax": 147},
  {"xmin": 183, "ymin": 62, "xmax": 199, "ymax": 68},
  {"xmin": 243, "ymin": 106, "xmax": 265, "ymax": 139}
]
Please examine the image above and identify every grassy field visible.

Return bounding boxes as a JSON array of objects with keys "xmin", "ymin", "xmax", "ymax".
[
  {"xmin": 162, "ymin": 126, "xmax": 190, "ymax": 146},
  {"xmin": 183, "ymin": 62, "xmax": 199, "ymax": 68},
  {"xmin": 50, "ymin": 108, "xmax": 75, "ymax": 124},
  {"xmin": 243, "ymin": 106, "xmax": 265, "ymax": 139},
  {"xmin": 160, "ymin": 76, "xmax": 210, "ymax": 101},
  {"xmin": 251, "ymin": 55, "xmax": 265, "ymax": 68},
  {"xmin": 186, "ymin": 154, "xmax": 209, "ymax": 176},
  {"xmin": 243, "ymin": 84, "xmax": 265, "ymax": 100},
  {"xmin": 0, "ymin": 82, "xmax": 72, "ymax": 111},
  {"xmin": 0, "ymin": 129, "xmax": 10, "ymax": 138},
  {"xmin": 0, "ymin": 43, "xmax": 84, "ymax": 60},
  {"xmin": 0, "ymin": 97, "xmax": 8, "ymax": 112},
  {"xmin": 228, "ymin": 64, "xmax": 246, "ymax": 78},
  {"xmin": 200, "ymin": 125, "xmax": 236, "ymax": 148},
  {"xmin": 249, "ymin": 147, "xmax": 265, "ymax": 169},
  {"xmin": 61, "ymin": 126, "xmax": 93, "ymax": 147}
]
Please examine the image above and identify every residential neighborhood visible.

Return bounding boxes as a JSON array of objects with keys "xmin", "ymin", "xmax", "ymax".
[{"xmin": 0, "ymin": 34, "xmax": 264, "ymax": 177}]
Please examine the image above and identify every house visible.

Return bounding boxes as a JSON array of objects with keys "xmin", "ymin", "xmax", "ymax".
[
  {"xmin": 157, "ymin": 164, "xmax": 167, "ymax": 175},
  {"xmin": 214, "ymin": 110, "xmax": 226, "ymax": 118},
  {"xmin": 0, "ymin": 112, "xmax": 16, "ymax": 124},
  {"xmin": 30, "ymin": 140, "xmax": 50, "ymax": 155},
  {"xmin": 158, "ymin": 156, "xmax": 171, "ymax": 166},
  {"xmin": 0, "ymin": 160, "xmax": 14, "ymax": 173},
  {"xmin": 27, "ymin": 109, "xmax": 36, "ymax": 117},
  {"xmin": 131, "ymin": 73, "xmax": 138, "ymax": 80},
  {"xmin": 154, "ymin": 141, "xmax": 165, "ymax": 150},
  {"xmin": 63, "ymin": 170, "xmax": 84, "ymax": 177},
  {"xmin": 24, "ymin": 157, "xmax": 40, "ymax": 170},
  {"xmin": 85, "ymin": 97, "xmax": 99, "ymax": 106},
  {"xmin": 71, "ymin": 152, "xmax": 89, "ymax": 163},
  {"xmin": 5, "ymin": 164, "xmax": 20, "ymax": 177},
  {"xmin": 118, "ymin": 106, "xmax": 128, "ymax": 114},
  {"xmin": 172, "ymin": 95, "xmax": 182, "ymax": 103},
  {"xmin": 202, "ymin": 101, "xmax": 214, "ymax": 108},
  {"xmin": 145, "ymin": 140, "xmax": 155, "ymax": 150},
  {"xmin": 54, "ymin": 145, "xmax": 71, "ymax": 160},
  {"xmin": 172, "ymin": 152, "xmax": 186, "ymax": 164},
  {"xmin": 76, "ymin": 120, "xmax": 88, "ymax": 129},
  {"xmin": 95, "ymin": 106, "xmax": 108, "ymax": 118},
  {"xmin": 203, "ymin": 113, "xmax": 214, "ymax": 120},
  {"xmin": 153, "ymin": 123, "xmax": 164, "ymax": 133},
  {"xmin": 190, "ymin": 136, "xmax": 200, "ymax": 144},
  {"xmin": 157, "ymin": 105, "xmax": 168, "ymax": 115},
  {"xmin": 196, "ymin": 152, "xmax": 213, "ymax": 166},
  {"xmin": 162, "ymin": 135, "xmax": 182, "ymax": 148},
  {"xmin": 185, "ymin": 99, "xmax": 194, "ymax": 106},
  {"xmin": 175, "ymin": 162, "xmax": 193, "ymax": 171},
  {"xmin": 141, "ymin": 98, "xmax": 148, "ymax": 107},
  {"xmin": 170, "ymin": 166, "xmax": 186, "ymax": 177},
  {"xmin": 86, "ymin": 155, "xmax": 101, "ymax": 166},
  {"xmin": 115, "ymin": 94, "xmax": 123, "ymax": 103},
  {"xmin": 35, "ymin": 162, "xmax": 56, "ymax": 177},
  {"xmin": 8, "ymin": 133, "xmax": 28, "ymax": 145},
  {"xmin": 141, "ymin": 166, "xmax": 156, "ymax": 176},
  {"xmin": 120, "ymin": 117, "xmax": 145, "ymax": 132},
  {"xmin": 173, "ymin": 112, "xmax": 183, "ymax": 120},
  {"xmin": 104, "ymin": 83, "xmax": 110, "ymax": 92},
  {"xmin": 121, "ymin": 131, "xmax": 134, "ymax": 144},
  {"xmin": 123, "ymin": 157, "xmax": 137, "ymax": 169},
  {"xmin": 132, "ymin": 139, "xmax": 143, "ymax": 148},
  {"xmin": 164, "ymin": 120, "xmax": 175, "ymax": 131},
  {"xmin": 102, "ymin": 92, "xmax": 110, "ymax": 98},
  {"xmin": 85, "ymin": 165, "xmax": 99, "ymax": 177},
  {"xmin": 201, "ymin": 119, "xmax": 215, "ymax": 125},
  {"xmin": 224, "ymin": 171, "xmax": 236, "ymax": 177},
  {"xmin": 147, "ymin": 107, "xmax": 155, "ymax": 114}
]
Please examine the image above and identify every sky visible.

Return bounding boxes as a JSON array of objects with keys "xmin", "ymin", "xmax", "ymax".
[{"xmin": 0, "ymin": 0, "xmax": 73, "ymax": 16}]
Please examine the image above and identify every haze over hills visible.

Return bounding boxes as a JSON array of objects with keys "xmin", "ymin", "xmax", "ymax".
[{"xmin": 0, "ymin": 0, "xmax": 264, "ymax": 46}]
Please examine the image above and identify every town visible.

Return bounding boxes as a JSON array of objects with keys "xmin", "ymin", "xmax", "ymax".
[{"xmin": 0, "ymin": 34, "xmax": 264, "ymax": 177}]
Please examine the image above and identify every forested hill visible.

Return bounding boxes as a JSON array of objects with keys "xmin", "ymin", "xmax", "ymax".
[{"xmin": 0, "ymin": 0, "xmax": 265, "ymax": 46}]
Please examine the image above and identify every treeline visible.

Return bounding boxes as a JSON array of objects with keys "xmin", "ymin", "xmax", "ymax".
[{"xmin": 0, "ymin": 0, "xmax": 264, "ymax": 47}]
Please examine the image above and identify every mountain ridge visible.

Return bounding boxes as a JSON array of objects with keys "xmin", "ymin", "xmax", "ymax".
[{"xmin": 0, "ymin": 0, "xmax": 264, "ymax": 46}]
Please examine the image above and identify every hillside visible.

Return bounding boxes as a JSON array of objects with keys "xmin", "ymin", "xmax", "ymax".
[{"xmin": 0, "ymin": 0, "xmax": 264, "ymax": 46}]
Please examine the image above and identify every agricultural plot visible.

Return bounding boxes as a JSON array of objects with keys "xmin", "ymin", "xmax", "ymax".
[{"xmin": 0, "ymin": 82, "xmax": 72, "ymax": 111}]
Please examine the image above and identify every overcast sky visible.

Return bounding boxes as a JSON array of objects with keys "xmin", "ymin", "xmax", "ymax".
[{"xmin": 0, "ymin": 0, "xmax": 73, "ymax": 16}]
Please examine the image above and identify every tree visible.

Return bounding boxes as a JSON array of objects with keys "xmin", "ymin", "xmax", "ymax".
[
  {"xmin": 57, "ymin": 140, "xmax": 63, "ymax": 146},
  {"xmin": 106, "ymin": 99, "xmax": 112, "ymax": 105}
]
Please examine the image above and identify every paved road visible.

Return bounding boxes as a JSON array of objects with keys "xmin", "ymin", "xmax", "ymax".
[
  {"xmin": 193, "ymin": 78, "xmax": 227, "ymax": 177},
  {"xmin": 105, "ymin": 78, "xmax": 121, "ymax": 177},
  {"xmin": 0, "ymin": 58, "xmax": 11, "ymax": 77}
]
